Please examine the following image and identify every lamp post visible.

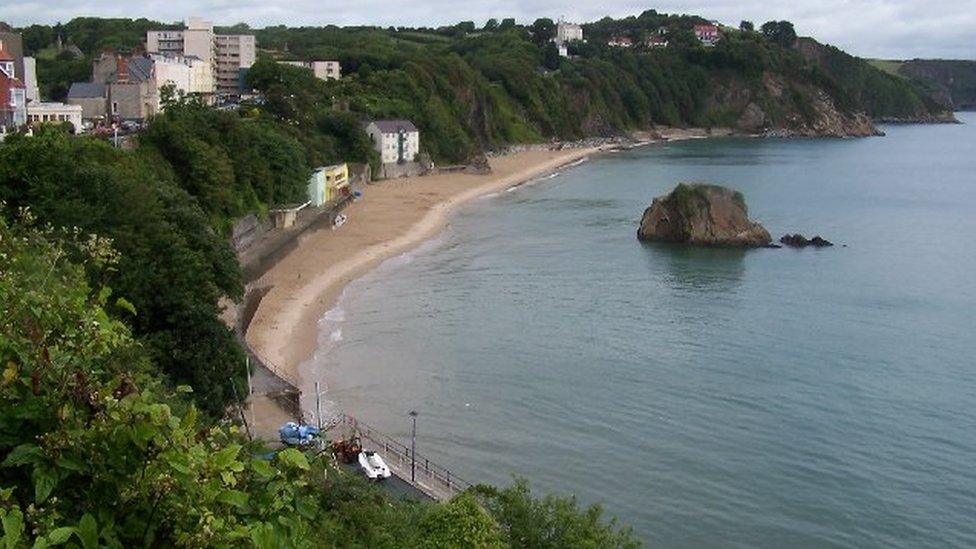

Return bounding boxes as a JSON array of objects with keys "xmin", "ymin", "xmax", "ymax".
[
  {"xmin": 314, "ymin": 382, "xmax": 322, "ymax": 429},
  {"xmin": 408, "ymin": 410, "xmax": 418, "ymax": 482}
]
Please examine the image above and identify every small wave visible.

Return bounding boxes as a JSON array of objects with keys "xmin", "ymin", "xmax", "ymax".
[
  {"xmin": 322, "ymin": 305, "xmax": 345, "ymax": 323},
  {"xmin": 480, "ymin": 192, "xmax": 501, "ymax": 200},
  {"xmin": 329, "ymin": 328, "xmax": 343, "ymax": 343}
]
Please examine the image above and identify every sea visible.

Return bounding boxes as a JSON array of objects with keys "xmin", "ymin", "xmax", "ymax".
[{"xmin": 302, "ymin": 112, "xmax": 976, "ymax": 547}]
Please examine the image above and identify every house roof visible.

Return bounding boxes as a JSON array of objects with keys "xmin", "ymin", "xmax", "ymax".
[
  {"xmin": 127, "ymin": 56, "xmax": 154, "ymax": 83},
  {"xmin": 0, "ymin": 41, "xmax": 13, "ymax": 62},
  {"xmin": 369, "ymin": 119, "xmax": 418, "ymax": 133},
  {"xmin": 68, "ymin": 82, "xmax": 106, "ymax": 99}
]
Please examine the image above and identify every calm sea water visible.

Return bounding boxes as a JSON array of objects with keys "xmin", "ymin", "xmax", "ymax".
[{"xmin": 302, "ymin": 113, "xmax": 976, "ymax": 547}]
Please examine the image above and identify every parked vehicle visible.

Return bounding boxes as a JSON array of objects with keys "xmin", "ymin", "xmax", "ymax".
[
  {"xmin": 358, "ymin": 450, "xmax": 392, "ymax": 480},
  {"xmin": 278, "ymin": 422, "xmax": 320, "ymax": 447}
]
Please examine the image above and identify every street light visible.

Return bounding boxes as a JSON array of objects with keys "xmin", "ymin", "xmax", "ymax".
[{"xmin": 408, "ymin": 410, "xmax": 418, "ymax": 482}]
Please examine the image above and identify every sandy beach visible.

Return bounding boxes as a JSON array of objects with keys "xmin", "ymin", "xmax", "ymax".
[{"xmin": 245, "ymin": 148, "xmax": 601, "ymax": 386}]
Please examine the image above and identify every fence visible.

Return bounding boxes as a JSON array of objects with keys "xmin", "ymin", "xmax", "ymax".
[{"xmin": 337, "ymin": 413, "xmax": 473, "ymax": 497}]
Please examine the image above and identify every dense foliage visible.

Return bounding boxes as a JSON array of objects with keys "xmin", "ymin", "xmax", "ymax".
[
  {"xmin": 0, "ymin": 129, "xmax": 246, "ymax": 417},
  {"xmin": 139, "ymin": 100, "xmax": 313, "ymax": 230}
]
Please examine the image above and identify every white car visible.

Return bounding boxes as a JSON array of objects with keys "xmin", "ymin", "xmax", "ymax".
[{"xmin": 358, "ymin": 450, "xmax": 392, "ymax": 480}]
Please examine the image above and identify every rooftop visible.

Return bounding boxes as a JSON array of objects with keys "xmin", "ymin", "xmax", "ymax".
[
  {"xmin": 67, "ymin": 82, "xmax": 106, "ymax": 99},
  {"xmin": 369, "ymin": 119, "xmax": 418, "ymax": 133},
  {"xmin": 127, "ymin": 57, "xmax": 154, "ymax": 83},
  {"xmin": 28, "ymin": 102, "xmax": 83, "ymax": 112}
]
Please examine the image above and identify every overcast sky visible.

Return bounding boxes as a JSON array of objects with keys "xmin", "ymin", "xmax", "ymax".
[{"xmin": 1, "ymin": 0, "xmax": 974, "ymax": 60}]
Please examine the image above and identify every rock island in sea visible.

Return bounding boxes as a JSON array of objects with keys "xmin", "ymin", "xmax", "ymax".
[{"xmin": 637, "ymin": 183, "xmax": 772, "ymax": 247}]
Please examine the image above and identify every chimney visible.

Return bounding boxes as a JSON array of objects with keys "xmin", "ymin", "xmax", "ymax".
[{"xmin": 116, "ymin": 55, "xmax": 129, "ymax": 84}]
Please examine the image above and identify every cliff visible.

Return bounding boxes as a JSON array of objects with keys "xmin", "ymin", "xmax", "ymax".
[
  {"xmin": 896, "ymin": 60, "xmax": 976, "ymax": 111},
  {"xmin": 793, "ymin": 38, "xmax": 955, "ymax": 123},
  {"xmin": 705, "ymin": 73, "xmax": 881, "ymax": 137},
  {"xmin": 637, "ymin": 184, "xmax": 772, "ymax": 247}
]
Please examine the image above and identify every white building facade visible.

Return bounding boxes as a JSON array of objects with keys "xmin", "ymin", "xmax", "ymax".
[
  {"xmin": 23, "ymin": 56, "xmax": 38, "ymax": 102},
  {"xmin": 282, "ymin": 60, "xmax": 341, "ymax": 81},
  {"xmin": 26, "ymin": 102, "xmax": 83, "ymax": 134},
  {"xmin": 554, "ymin": 20, "xmax": 583, "ymax": 57},
  {"xmin": 364, "ymin": 120, "xmax": 420, "ymax": 165},
  {"xmin": 556, "ymin": 21, "xmax": 583, "ymax": 43},
  {"xmin": 150, "ymin": 53, "xmax": 214, "ymax": 104}
]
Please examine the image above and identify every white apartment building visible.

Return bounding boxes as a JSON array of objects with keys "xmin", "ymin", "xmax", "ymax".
[
  {"xmin": 554, "ymin": 20, "xmax": 583, "ymax": 57},
  {"xmin": 364, "ymin": 120, "xmax": 420, "ymax": 165},
  {"xmin": 282, "ymin": 60, "xmax": 341, "ymax": 81},
  {"xmin": 150, "ymin": 53, "xmax": 214, "ymax": 103},
  {"xmin": 146, "ymin": 17, "xmax": 254, "ymax": 96},
  {"xmin": 556, "ymin": 20, "xmax": 583, "ymax": 44},
  {"xmin": 26, "ymin": 102, "xmax": 83, "ymax": 134},
  {"xmin": 214, "ymin": 34, "xmax": 255, "ymax": 95}
]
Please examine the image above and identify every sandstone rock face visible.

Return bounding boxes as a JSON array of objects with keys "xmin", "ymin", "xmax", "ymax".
[
  {"xmin": 637, "ymin": 184, "xmax": 772, "ymax": 247},
  {"xmin": 737, "ymin": 102, "xmax": 768, "ymax": 133}
]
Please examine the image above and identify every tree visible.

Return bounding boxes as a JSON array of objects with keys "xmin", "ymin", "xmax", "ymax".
[
  {"xmin": 473, "ymin": 479, "xmax": 640, "ymax": 548},
  {"xmin": 483, "ymin": 18, "xmax": 499, "ymax": 32},
  {"xmin": 761, "ymin": 20, "xmax": 797, "ymax": 48},
  {"xmin": 543, "ymin": 42, "xmax": 561, "ymax": 71},
  {"xmin": 499, "ymin": 18, "xmax": 517, "ymax": 31},
  {"xmin": 740, "ymin": 20, "xmax": 755, "ymax": 33},
  {"xmin": 530, "ymin": 18, "xmax": 556, "ymax": 45},
  {"xmin": 455, "ymin": 21, "xmax": 476, "ymax": 35},
  {"xmin": 417, "ymin": 495, "xmax": 504, "ymax": 548}
]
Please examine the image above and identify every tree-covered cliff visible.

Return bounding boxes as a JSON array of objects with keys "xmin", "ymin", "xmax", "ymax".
[
  {"xmin": 874, "ymin": 59, "xmax": 976, "ymax": 111},
  {"xmin": 245, "ymin": 15, "xmax": 951, "ymax": 161}
]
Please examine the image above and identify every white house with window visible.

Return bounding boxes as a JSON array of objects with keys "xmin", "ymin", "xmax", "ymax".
[
  {"xmin": 364, "ymin": 119, "xmax": 420, "ymax": 165},
  {"xmin": 26, "ymin": 102, "xmax": 83, "ymax": 134}
]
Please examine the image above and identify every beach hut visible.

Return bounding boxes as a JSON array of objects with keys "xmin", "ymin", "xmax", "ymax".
[
  {"xmin": 323, "ymin": 163, "xmax": 350, "ymax": 202},
  {"xmin": 307, "ymin": 168, "xmax": 327, "ymax": 207}
]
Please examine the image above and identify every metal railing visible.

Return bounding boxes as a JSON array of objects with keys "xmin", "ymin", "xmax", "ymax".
[{"xmin": 337, "ymin": 413, "xmax": 472, "ymax": 496}]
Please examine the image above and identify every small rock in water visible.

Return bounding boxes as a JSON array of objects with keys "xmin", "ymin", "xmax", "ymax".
[{"xmin": 779, "ymin": 234, "xmax": 834, "ymax": 248}]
